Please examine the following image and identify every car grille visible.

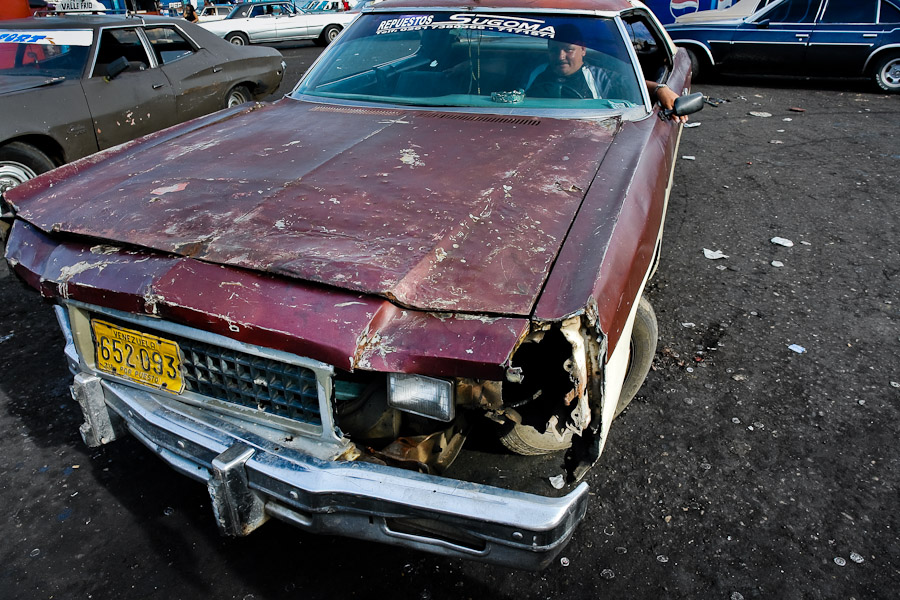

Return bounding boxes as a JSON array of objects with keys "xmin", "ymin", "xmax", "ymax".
[{"xmin": 177, "ymin": 336, "xmax": 322, "ymax": 425}]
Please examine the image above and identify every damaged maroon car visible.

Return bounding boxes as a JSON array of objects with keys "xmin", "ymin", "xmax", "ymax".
[{"xmin": 2, "ymin": 0, "xmax": 701, "ymax": 569}]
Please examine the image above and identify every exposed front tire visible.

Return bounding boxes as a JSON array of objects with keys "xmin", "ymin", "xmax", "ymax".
[
  {"xmin": 0, "ymin": 142, "xmax": 56, "ymax": 194},
  {"xmin": 225, "ymin": 85, "xmax": 252, "ymax": 108},
  {"xmin": 872, "ymin": 52, "xmax": 900, "ymax": 93},
  {"xmin": 316, "ymin": 25, "xmax": 341, "ymax": 46},
  {"xmin": 226, "ymin": 32, "xmax": 249, "ymax": 46},
  {"xmin": 498, "ymin": 296, "xmax": 658, "ymax": 455}
]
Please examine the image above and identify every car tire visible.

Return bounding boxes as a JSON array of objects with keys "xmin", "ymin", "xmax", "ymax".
[
  {"xmin": 613, "ymin": 296, "xmax": 658, "ymax": 418},
  {"xmin": 316, "ymin": 25, "xmax": 341, "ymax": 47},
  {"xmin": 226, "ymin": 32, "xmax": 249, "ymax": 46},
  {"xmin": 225, "ymin": 85, "xmax": 252, "ymax": 108},
  {"xmin": 498, "ymin": 296, "xmax": 658, "ymax": 455},
  {"xmin": 872, "ymin": 52, "xmax": 900, "ymax": 93},
  {"xmin": 0, "ymin": 142, "xmax": 55, "ymax": 195},
  {"xmin": 683, "ymin": 47, "xmax": 702, "ymax": 82}
]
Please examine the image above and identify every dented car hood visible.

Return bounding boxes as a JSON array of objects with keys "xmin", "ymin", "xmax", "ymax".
[{"xmin": 9, "ymin": 99, "xmax": 620, "ymax": 316}]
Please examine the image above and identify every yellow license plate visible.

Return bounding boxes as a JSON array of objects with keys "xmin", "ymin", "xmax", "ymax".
[{"xmin": 91, "ymin": 319, "xmax": 185, "ymax": 394}]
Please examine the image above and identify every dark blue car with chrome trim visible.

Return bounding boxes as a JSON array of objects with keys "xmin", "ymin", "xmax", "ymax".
[{"xmin": 665, "ymin": 0, "xmax": 900, "ymax": 92}]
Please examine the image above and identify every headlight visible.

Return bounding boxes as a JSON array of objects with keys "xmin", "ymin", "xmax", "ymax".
[{"xmin": 387, "ymin": 373, "xmax": 454, "ymax": 422}]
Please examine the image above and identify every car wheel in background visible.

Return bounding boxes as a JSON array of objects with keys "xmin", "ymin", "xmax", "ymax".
[
  {"xmin": 498, "ymin": 296, "xmax": 658, "ymax": 455},
  {"xmin": 225, "ymin": 85, "xmax": 252, "ymax": 108},
  {"xmin": 0, "ymin": 142, "xmax": 55, "ymax": 194},
  {"xmin": 872, "ymin": 52, "xmax": 900, "ymax": 93},
  {"xmin": 226, "ymin": 32, "xmax": 249, "ymax": 46},
  {"xmin": 683, "ymin": 47, "xmax": 702, "ymax": 82},
  {"xmin": 316, "ymin": 25, "xmax": 341, "ymax": 47}
]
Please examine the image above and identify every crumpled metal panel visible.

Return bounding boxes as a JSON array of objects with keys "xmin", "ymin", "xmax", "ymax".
[
  {"xmin": 9, "ymin": 100, "xmax": 618, "ymax": 317},
  {"xmin": 5, "ymin": 221, "xmax": 527, "ymax": 379}
]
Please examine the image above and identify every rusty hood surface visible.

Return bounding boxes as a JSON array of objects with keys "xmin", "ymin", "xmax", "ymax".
[{"xmin": 10, "ymin": 99, "xmax": 620, "ymax": 316}]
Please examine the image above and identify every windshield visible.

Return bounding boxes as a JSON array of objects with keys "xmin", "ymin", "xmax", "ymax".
[
  {"xmin": 0, "ymin": 29, "xmax": 92, "ymax": 78},
  {"xmin": 294, "ymin": 12, "xmax": 644, "ymax": 110}
]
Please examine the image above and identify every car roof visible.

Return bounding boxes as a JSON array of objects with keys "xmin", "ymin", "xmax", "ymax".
[
  {"xmin": 0, "ymin": 14, "xmax": 196, "ymax": 30},
  {"xmin": 367, "ymin": 0, "xmax": 637, "ymax": 13}
]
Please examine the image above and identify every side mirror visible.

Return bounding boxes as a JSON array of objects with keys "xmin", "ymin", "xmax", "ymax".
[
  {"xmin": 660, "ymin": 91, "xmax": 705, "ymax": 120},
  {"xmin": 756, "ymin": 19, "xmax": 770, "ymax": 28},
  {"xmin": 104, "ymin": 56, "xmax": 129, "ymax": 80},
  {"xmin": 672, "ymin": 92, "xmax": 705, "ymax": 116}
]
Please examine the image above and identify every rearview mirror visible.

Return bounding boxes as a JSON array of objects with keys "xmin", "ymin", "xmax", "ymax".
[{"xmin": 756, "ymin": 19, "xmax": 770, "ymax": 28}]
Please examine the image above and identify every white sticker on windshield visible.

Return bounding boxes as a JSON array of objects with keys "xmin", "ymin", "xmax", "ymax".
[
  {"xmin": 0, "ymin": 30, "xmax": 94, "ymax": 46},
  {"xmin": 376, "ymin": 14, "xmax": 556, "ymax": 38}
]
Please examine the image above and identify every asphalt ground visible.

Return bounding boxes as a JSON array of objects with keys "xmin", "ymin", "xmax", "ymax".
[{"xmin": 1, "ymin": 44, "xmax": 898, "ymax": 599}]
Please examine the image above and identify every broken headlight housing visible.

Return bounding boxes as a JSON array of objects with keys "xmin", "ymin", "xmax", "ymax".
[{"xmin": 387, "ymin": 373, "xmax": 455, "ymax": 422}]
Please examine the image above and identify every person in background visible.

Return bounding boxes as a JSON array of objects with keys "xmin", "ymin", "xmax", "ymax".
[{"xmin": 183, "ymin": 2, "xmax": 198, "ymax": 21}]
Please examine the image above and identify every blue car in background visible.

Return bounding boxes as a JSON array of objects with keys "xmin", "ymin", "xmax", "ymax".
[{"xmin": 665, "ymin": 0, "xmax": 900, "ymax": 92}]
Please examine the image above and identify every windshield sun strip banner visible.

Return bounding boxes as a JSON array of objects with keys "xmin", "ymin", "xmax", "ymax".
[
  {"xmin": 0, "ymin": 30, "xmax": 94, "ymax": 46},
  {"xmin": 375, "ymin": 14, "xmax": 558, "ymax": 38}
]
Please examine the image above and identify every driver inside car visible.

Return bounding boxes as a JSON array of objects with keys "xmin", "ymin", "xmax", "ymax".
[{"xmin": 526, "ymin": 24, "xmax": 687, "ymax": 122}]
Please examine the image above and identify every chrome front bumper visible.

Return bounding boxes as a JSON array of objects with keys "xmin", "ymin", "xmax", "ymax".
[{"xmin": 68, "ymin": 360, "xmax": 590, "ymax": 570}]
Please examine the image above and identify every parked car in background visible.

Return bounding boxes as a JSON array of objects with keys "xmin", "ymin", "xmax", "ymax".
[
  {"xmin": 666, "ymin": 0, "xmax": 900, "ymax": 92},
  {"xmin": 200, "ymin": 1, "xmax": 356, "ymax": 45},
  {"xmin": 198, "ymin": 4, "xmax": 233, "ymax": 21},
  {"xmin": 3, "ymin": 0, "xmax": 701, "ymax": 569},
  {"xmin": 673, "ymin": 0, "xmax": 776, "ymax": 23},
  {"xmin": 0, "ymin": 13, "xmax": 284, "ymax": 193}
]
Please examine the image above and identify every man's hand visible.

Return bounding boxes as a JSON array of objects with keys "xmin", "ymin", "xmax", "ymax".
[{"xmin": 652, "ymin": 84, "xmax": 689, "ymax": 124}]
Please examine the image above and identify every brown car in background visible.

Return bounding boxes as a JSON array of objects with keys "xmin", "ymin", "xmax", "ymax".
[{"xmin": 0, "ymin": 13, "xmax": 284, "ymax": 193}]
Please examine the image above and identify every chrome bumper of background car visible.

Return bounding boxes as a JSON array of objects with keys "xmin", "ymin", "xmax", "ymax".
[{"xmin": 65, "ymin": 349, "xmax": 589, "ymax": 570}]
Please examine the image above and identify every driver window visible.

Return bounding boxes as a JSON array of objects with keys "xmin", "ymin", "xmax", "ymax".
[
  {"xmin": 623, "ymin": 16, "xmax": 672, "ymax": 83},
  {"xmin": 92, "ymin": 28, "xmax": 151, "ymax": 78}
]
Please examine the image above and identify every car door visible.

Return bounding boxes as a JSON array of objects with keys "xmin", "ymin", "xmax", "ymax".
[
  {"xmin": 81, "ymin": 26, "xmax": 178, "ymax": 150},
  {"xmin": 723, "ymin": 0, "xmax": 822, "ymax": 74},
  {"xmin": 806, "ymin": 0, "xmax": 880, "ymax": 75},
  {"xmin": 274, "ymin": 4, "xmax": 310, "ymax": 40},
  {"xmin": 142, "ymin": 25, "xmax": 226, "ymax": 120},
  {"xmin": 246, "ymin": 4, "xmax": 280, "ymax": 42}
]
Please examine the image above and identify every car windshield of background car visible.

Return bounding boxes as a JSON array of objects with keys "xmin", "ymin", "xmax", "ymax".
[
  {"xmin": 294, "ymin": 13, "xmax": 644, "ymax": 110},
  {"xmin": 0, "ymin": 29, "xmax": 92, "ymax": 79}
]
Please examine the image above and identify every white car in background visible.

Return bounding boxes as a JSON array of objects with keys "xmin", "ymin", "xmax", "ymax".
[
  {"xmin": 198, "ymin": 4, "xmax": 232, "ymax": 21},
  {"xmin": 199, "ymin": 1, "xmax": 356, "ymax": 46}
]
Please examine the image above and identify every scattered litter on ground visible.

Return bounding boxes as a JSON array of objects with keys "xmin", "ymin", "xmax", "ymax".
[
  {"xmin": 0, "ymin": 332, "xmax": 13, "ymax": 343},
  {"xmin": 769, "ymin": 140, "xmax": 783, "ymax": 144},
  {"xmin": 783, "ymin": 117, "xmax": 793, "ymax": 122},
  {"xmin": 683, "ymin": 155, "xmax": 696, "ymax": 160},
  {"xmin": 163, "ymin": 507, "xmax": 175, "ymax": 516},
  {"xmin": 771, "ymin": 260, "xmax": 784, "ymax": 268},
  {"xmin": 549, "ymin": 474, "xmax": 566, "ymax": 490},
  {"xmin": 732, "ymin": 417, "xmax": 741, "ymax": 424},
  {"xmin": 789, "ymin": 107, "xmax": 806, "ymax": 112},
  {"xmin": 834, "ymin": 557, "xmax": 847, "ymax": 567},
  {"xmin": 788, "ymin": 344, "xmax": 806, "ymax": 354},
  {"xmin": 891, "ymin": 381, "xmax": 900, "ymax": 388},
  {"xmin": 703, "ymin": 248, "xmax": 729, "ymax": 260},
  {"xmin": 560, "ymin": 557, "xmax": 570, "ymax": 567},
  {"xmin": 684, "ymin": 122, "xmax": 701, "ymax": 128},
  {"xmin": 771, "ymin": 237, "xmax": 794, "ymax": 247},
  {"xmin": 801, "ymin": 240, "xmax": 812, "ymax": 245},
  {"xmin": 732, "ymin": 374, "xmax": 747, "ymax": 381},
  {"xmin": 704, "ymin": 96, "xmax": 727, "ymax": 106},
  {"xmin": 29, "ymin": 549, "xmax": 40, "ymax": 558},
  {"xmin": 656, "ymin": 555, "xmax": 669, "ymax": 563},
  {"xmin": 749, "ymin": 111, "xmax": 772, "ymax": 117},
  {"xmin": 731, "ymin": 593, "xmax": 745, "ymax": 600},
  {"xmin": 681, "ymin": 322, "xmax": 696, "ymax": 328},
  {"xmin": 615, "ymin": 546, "xmax": 628, "ymax": 554},
  {"xmin": 717, "ymin": 265, "xmax": 728, "ymax": 270},
  {"xmin": 850, "ymin": 552, "xmax": 865, "ymax": 564},
  {"xmin": 601, "ymin": 569, "xmax": 615, "ymax": 579}
]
